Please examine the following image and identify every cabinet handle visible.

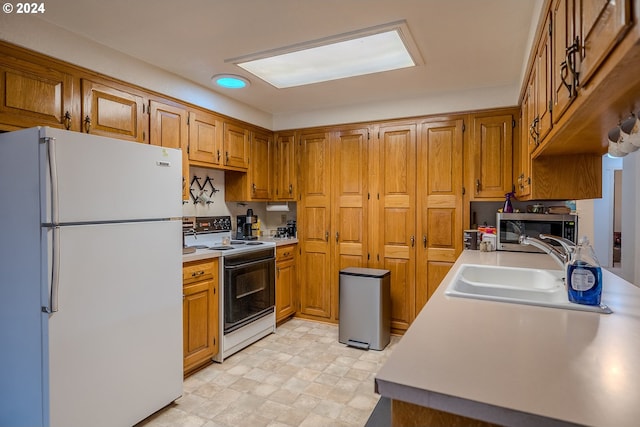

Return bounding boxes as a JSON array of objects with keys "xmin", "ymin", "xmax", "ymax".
[
  {"xmin": 325, "ymin": 231, "xmax": 329, "ymax": 242},
  {"xmin": 410, "ymin": 235, "xmax": 415, "ymax": 247},
  {"xmin": 252, "ymin": 183, "xmax": 257, "ymax": 194},
  {"xmin": 475, "ymin": 179, "xmax": 481, "ymax": 194},
  {"xmin": 566, "ymin": 36, "xmax": 581, "ymax": 88},
  {"xmin": 335, "ymin": 231, "xmax": 340, "ymax": 243},
  {"xmin": 83, "ymin": 116, "xmax": 91, "ymax": 133},
  {"xmin": 289, "ymin": 184, "xmax": 293, "ymax": 195},
  {"xmin": 283, "ymin": 252, "xmax": 290, "ymax": 257},
  {"xmin": 63, "ymin": 111, "xmax": 71, "ymax": 130},
  {"xmin": 225, "ymin": 151, "xmax": 229, "ymax": 165},
  {"xmin": 423, "ymin": 235, "xmax": 427, "ymax": 248},
  {"xmin": 560, "ymin": 60, "xmax": 572, "ymax": 98},
  {"xmin": 217, "ymin": 149, "xmax": 221, "ymax": 162},
  {"xmin": 191, "ymin": 270, "xmax": 205, "ymax": 277}
]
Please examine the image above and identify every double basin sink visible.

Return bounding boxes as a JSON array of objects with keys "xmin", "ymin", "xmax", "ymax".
[{"xmin": 445, "ymin": 264, "xmax": 612, "ymax": 314}]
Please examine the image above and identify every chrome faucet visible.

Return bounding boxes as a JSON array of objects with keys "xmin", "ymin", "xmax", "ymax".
[{"xmin": 519, "ymin": 234, "xmax": 575, "ymax": 270}]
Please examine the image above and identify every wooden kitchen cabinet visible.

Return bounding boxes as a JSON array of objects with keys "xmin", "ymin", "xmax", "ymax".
[
  {"xmin": 297, "ymin": 131, "xmax": 333, "ymax": 320},
  {"xmin": 0, "ymin": 45, "xmax": 79, "ymax": 132},
  {"xmin": 222, "ymin": 122, "xmax": 249, "ymax": 170},
  {"xmin": 468, "ymin": 112, "xmax": 514, "ymax": 200},
  {"xmin": 534, "ymin": 11, "xmax": 552, "ymax": 143},
  {"xmin": 275, "ymin": 244, "xmax": 297, "ymax": 323},
  {"xmin": 149, "ymin": 100, "xmax": 190, "ymax": 201},
  {"xmin": 81, "ymin": 78, "xmax": 146, "ymax": 142},
  {"xmin": 415, "ymin": 118, "xmax": 463, "ymax": 312},
  {"xmin": 188, "ymin": 110, "xmax": 224, "ymax": 168},
  {"xmin": 273, "ymin": 131, "xmax": 297, "ymax": 200},
  {"xmin": 183, "ymin": 258, "xmax": 219, "ymax": 376},
  {"xmin": 225, "ymin": 129, "xmax": 272, "ymax": 201}
]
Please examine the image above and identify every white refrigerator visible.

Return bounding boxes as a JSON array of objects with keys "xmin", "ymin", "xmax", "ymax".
[{"xmin": 0, "ymin": 127, "xmax": 183, "ymax": 427}]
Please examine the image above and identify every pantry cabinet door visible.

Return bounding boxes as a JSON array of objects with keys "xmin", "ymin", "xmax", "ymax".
[
  {"xmin": 377, "ymin": 123, "xmax": 416, "ymax": 333},
  {"xmin": 416, "ymin": 119, "xmax": 463, "ymax": 312},
  {"xmin": 298, "ymin": 131, "xmax": 332, "ymax": 319}
]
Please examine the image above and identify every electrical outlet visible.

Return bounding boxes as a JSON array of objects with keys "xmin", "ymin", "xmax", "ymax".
[{"xmin": 280, "ymin": 214, "xmax": 287, "ymax": 223}]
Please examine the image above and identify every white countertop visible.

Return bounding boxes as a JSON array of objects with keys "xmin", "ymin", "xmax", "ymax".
[
  {"xmin": 375, "ymin": 250, "xmax": 640, "ymax": 427},
  {"xmin": 182, "ymin": 237, "xmax": 297, "ymax": 263}
]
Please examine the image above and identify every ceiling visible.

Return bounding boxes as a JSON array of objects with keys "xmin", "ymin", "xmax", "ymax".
[{"xmin": 36, "ymin": 0, "xmax": 543, "ymax": 121}]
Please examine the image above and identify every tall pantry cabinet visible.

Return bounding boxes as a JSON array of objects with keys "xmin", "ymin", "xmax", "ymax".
[{"xmin": 297, "ymin": 119, "xmax": 463, "ymax": 333}]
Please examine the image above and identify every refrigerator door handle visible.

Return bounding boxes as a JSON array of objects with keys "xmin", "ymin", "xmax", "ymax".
[
  {"xmin": 46, "ymin": 226, "xmax": 61, "ymax": 313},
  {"xmin": 43, "ymin": 136, "xmax": 60, "ymax": 313}
]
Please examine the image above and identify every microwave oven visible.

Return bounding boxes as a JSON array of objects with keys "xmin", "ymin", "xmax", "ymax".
[{"xmin": 496, "ymin": 212, "xmax": 578, "ymax": 252}]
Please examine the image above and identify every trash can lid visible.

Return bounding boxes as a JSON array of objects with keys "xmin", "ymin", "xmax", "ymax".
[{"xmin": 339, "ymin": 267, "xmax": 390, "ymax": 278}]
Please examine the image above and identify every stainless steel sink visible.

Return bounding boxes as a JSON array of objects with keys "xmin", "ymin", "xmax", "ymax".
[{"xmin": 445, "ymin": 264, "xmax": 612, "ymax": 314}]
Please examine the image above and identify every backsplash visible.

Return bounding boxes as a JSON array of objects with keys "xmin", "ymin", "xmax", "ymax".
[{"xmin": 182, "ymin": 166, "xmax": 296, "ymax": 236}]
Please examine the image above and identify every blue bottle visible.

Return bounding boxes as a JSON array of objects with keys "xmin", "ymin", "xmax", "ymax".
[{"xmin": 566, "ymin": 236, "xmax": 603, "ymax": 306}]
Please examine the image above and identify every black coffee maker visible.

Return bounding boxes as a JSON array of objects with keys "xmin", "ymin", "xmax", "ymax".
[{"xmin": 236, "ymin": 209, "xmax": 258, "ymax": 240}]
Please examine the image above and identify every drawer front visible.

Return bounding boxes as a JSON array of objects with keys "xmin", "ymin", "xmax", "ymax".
[
  {"xmin": 183, "ymin": 259, "xmax": 216, "ymax": 284},
  {"xmin": 276, "ymin": 244, "xmax": 296, "ymax": 262}
]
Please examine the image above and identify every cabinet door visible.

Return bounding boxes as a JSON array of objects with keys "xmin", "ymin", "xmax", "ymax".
[
  {"xmin": 535, "ymin": 12, "xmax": 553, "ymax": 141},
  {"xmin": 81, "ymin": 79, "xmax": 146, "ymax": 142},
  {"xmin": 274, "ymin": 132, "xmax": 296, "ymax": 200},
  {"xmin": 249, "ymin": 130, "xmax": 272, "ymax": 199},
  {"xmin": 149, "ymin": 101, "xmax": 189, "ymax": 200},
  {"xmin": 298, "ymin": 132, "xmax": 332, "ymax": 319},
  {"xmin": 276, "ymin": 257, "xmax": 296, "ymax": 323},
  {"xmin": 223, "ymin": 122, "xmax": 249, "ymax": 169},
  {"xmin": 518, "ymin": 79, "xmax": 535, "ymax": 198},
  {"xmin": 416, "ymin": 119, "xmax": 463, "ymax": 312},
  {"xmin": 579, "ymin": 0, "xmax": 631, "ymax": 86},
  {"xmin": 188, "ymin": 110, "xmax": 223, "ymax": 166},
  {"xmin": 553, "ymin": 0, "xmax": 578, "ymax": 123},
  {"xmin": 332, "ymin": 128, "xmax": 369, "ymax": 319},
  {"xmin": 0, "ymin": 57, "xmax": 77, "ymax": 131},
  {"xmin": 377, "ymin": 124, "xmax": 416, "ymax": 333},
  {"xmin": 470, "ymin": 114, "xmax": 513, "ymax": 199}
]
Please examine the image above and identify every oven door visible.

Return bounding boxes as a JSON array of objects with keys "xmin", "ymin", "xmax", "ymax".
[{"xmin": 223, "ymin": 250, "xmax": 275, "ymax": 333}]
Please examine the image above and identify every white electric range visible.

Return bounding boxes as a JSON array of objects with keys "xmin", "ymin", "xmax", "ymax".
[{"xmin": 184, "ymin": 216, "xmax": 276, "ymax": 362}]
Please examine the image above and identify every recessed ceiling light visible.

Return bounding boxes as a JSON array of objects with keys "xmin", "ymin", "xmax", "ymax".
[
  {"xmin": 212, "ymin": 74, "xmax": 250, "ymax": 89},
  {"xmin": 228, "ymin": 20, "xmax": 422, "ymax": 89}
]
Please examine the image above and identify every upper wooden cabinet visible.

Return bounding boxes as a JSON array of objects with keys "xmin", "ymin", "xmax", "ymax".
[
  {"xmin": 149, "ymin": 100, "xmax": 189, "ymax": 200},
  {"xmin": 578, "ymin": 0, "xmax": 631, "ymax": 87},
  {"xmin": 225, "ymin": 130, "xmax": 272, "ymax": 201},
  {"xmin": 535, "ymin": 12, "xmax": 553, "ymax": 143},
  {"xmin": 81, "ymin": 79, "xmax": 146, "ymax": 143},
  {"xmin": 0, "ymin": 51, "xmax": 78, "ymax": 132},
  {"xmin": 188, "ymin": 110, "xmax": 223, "ymax": 167},
  {"xmin": 222, "ymin": 122, "xmax": 249, "ymax": 170},
  {"xmin": 273, "ymin": 132, "xmax": 297, "ymax": 201},
  {"xmin": 468, "ymin": 113, "xmax": 514, "ymax": 200}
]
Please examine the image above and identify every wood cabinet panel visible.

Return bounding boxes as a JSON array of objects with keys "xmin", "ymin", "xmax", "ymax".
[
  {"xmin": 0, "ymin": 61, "xmax": 77, "ymax": 131},
  {"xmin": 552, "ymin": 0, "xmax": 578, "ymax": 123},
  {"xmin": 183, "ymin": 258, "xmax": 219, "ymax": 375},
  {"xmin": 223, "ymin": 122, "xmax": 249, "ymax": 169},
  {"xmin": 535, "ymin": 12, "xmax": 552, "ymax": 141},
  {"xmin": 470, "ymin": 114, "xmax": 513, "ymax": 199},
  {"xmin": 276, "ymin": 244, "xmax": 296, "ymax": 323},
  {"xmin": 274, "ymin": 132, "xmax": 297, "ymax": 200},
  {"xmin": 188, "ymin": 110, "xmax": 223, "ymax": 166},
  {"xmin": 81, "ymin": 79, "xmax": 145, "ymax": 142},
  {"xmin": 416, "ymin": 119, "xmax": 463, "ymax": 312},
  {"xmin": 377, "ymin": 124, "xmax": 416, "ymax": 332},
  {"xmin": 298, "ymin": 132, "xmax": 332, "ymax": 319},
  {"xmin": 249, "ymin": 130, "xmax": 272, "ymax": 199}
]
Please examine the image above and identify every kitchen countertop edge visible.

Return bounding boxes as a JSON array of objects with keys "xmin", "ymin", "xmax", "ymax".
[{"xmin": 182, "ymin": 237, "xmax": 297, "ymax": 263}]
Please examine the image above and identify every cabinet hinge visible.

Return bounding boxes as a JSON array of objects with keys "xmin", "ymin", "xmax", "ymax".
[
  {"xmin": 549, "ymin": 100, "xmax": 553, "ymax": 112},
  {"xmin": 213, "ymin": 337, "xmax": 216, "ymax": 346},
  {"xmin": 187, "ymin": 114, "xmax": 190, "ymax": 125},
  {"xmin": 367, "ymin": 253, "xmax": 370, "ymax": 261},
  {"xmin": 377, "ymin": 193, "xmax": 380, "ymax": 200},
  {"xmin": 187, "ymin": 144, "xmax": 190, "ymax": 154},
  {"xmin": 512, "ymin": 119, "xmax": 516, "ymax": 128},
  {"xmin": 549, "ymin": 20, "xmax": 552, "ymax": 36},
  {"xmin": 462, "ymin": 186, "xmax": 466, "ymax": 195},
  {"xmin": 462, "ymin": 122, "xmax": 466, "ymax": 132},
  {"xmin": 143, "ymin": 103, "xmax": 146, "ymax": 114},
  {"xmin": 143, "ymin": 131, "xmax": 146, "ymax": 142},
  {"xmin": 367, "ymin": 193, "xmax": 370, "ymax": 200}
]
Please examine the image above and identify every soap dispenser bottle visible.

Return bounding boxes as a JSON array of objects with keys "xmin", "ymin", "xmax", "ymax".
[{"xmin": 566, "ymin": 236, "xmax": 603, "ymax": 306}]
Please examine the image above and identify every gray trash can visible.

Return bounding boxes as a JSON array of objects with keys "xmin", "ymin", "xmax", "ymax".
[{"xmin": 339, "ymin": 267, "xmax": 390, "ymax": 351}]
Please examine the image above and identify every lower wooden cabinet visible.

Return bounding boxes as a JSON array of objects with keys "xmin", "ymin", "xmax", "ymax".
[
  {"xmin": 275, "ymin": 244, "xmax": 297, "ymax": 323},
  {"xmin": 182, "ymin": 258, "xmax": 219, "ymax": 376}
]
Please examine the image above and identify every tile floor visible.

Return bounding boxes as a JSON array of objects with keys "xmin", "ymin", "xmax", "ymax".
[{"xmin": 137, "ymin": 318, "xmax": 400, "ymax": 427}]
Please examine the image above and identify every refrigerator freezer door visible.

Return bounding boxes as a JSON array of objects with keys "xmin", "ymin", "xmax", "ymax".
[
  {"xmin": 40, "ymin": 127, "xmax": 182, "ymax": 223},
  {"xmin": 48, "ymin": 220, "xmax": 182, "ymax": 427}
]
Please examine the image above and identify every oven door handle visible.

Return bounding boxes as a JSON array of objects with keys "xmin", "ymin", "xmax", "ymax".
[{"xmin": 224, "ymin": 257, "xmax": 275, "ymax": 269}]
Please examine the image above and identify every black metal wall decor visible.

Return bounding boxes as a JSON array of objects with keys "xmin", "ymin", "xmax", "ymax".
[{"xmin": 189, "ymin": 175, "xmax": 219, "ymax": 204}]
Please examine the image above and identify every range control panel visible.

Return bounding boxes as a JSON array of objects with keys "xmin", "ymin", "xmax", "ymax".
[{"xmin": 183, "ymin": 216, "xmax": 232, "ymax": 233}]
